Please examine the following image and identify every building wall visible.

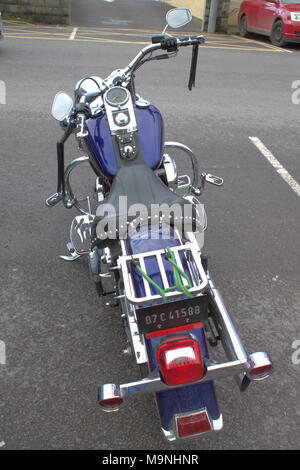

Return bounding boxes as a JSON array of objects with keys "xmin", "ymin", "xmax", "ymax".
[
  {"xmin": 170, "ymin": 0, "xmax": 206, "ymax": 30},
  {"xmin": 227, "ymin": 0, "xmax": 242, "ymax": 32},
  {"xmin": 170, "ymin": 0, "xmax": 238, "ymax": 33},
  {"xmin": 0, "ymin": 0, "xmax": 70, "ymax": 24}
]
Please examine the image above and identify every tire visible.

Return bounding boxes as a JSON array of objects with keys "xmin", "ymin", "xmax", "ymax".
[
  {"xmin": 270, "ymin": 20, "xmax": 286, "ymax": 47},
  {"xmin": 239, "ymin": 15, "xmax": 250, "ymax": 38}
]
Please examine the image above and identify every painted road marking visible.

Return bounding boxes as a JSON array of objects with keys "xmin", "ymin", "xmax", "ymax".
[
  {"xmin": 249, "ymin": 137, "xmax": 300, "ymax": 197},
  {"xmin": 69, "ymin": 27, "xmax": 78, "ymax": 40},
  {"xmin": 3, "ymin": 22, "xmax": 292, "ymax": 52},
  {"xmin": 231, "ymin": 34, "xmax": 291, "ymax": 53},
  {"xmin": 0, "ymin": 340, "xmax": 5, "ymax": 365}
]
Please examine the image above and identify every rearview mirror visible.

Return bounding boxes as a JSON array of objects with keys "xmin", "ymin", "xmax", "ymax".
[
  {"xmin": 51, "ymin": 92, "xmax": 73, "ymax": 121},
  {"xmin": 166, "ymin": 8, "xmax": 192, "ymax": 29}
]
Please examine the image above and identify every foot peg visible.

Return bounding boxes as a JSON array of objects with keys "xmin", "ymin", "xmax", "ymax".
[
  {"xmin": 60, "ymin": 242, "xmax": 82, "ymax": 262},
  {"xmin": 204, "ymin": 173, "xmax": 224, "ymax": 186},
  {"xmin": 45, "ymin": 192, "xmax": 63, "ymax": 207},
  {"xmin": 177, "ymin": 175, "xmax": 191, "ymax": 189}
]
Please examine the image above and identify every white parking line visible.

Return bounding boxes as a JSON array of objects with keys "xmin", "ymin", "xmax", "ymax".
[
  {"xmin": 0, "ymin": 340, "xmax": 5, "ymax": 365},
  {"xmin": 69, "ymin": 27, "xmax": 78, "ymax": 40},
  {"xmin": 249, "ymin": 136, "xmax": 300, "ymax": 197}
]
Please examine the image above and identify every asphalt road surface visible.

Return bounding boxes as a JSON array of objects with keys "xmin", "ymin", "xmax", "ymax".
[{"xmin": 0, "ymin": 0, "xmax": 299, "ymax": 451}]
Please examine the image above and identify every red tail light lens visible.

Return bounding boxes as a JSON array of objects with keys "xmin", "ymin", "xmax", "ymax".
[
  {"xmin": 249, "ymin": 364, "xmax": 272, "ymax": 378},
  {"xmin": 99, "ymin": 397, "xmax": 123, "ymax": 408},
  {"xmin": 157, "ymin": 335, "xmax": 205, "ymax": 386},
  {"xmin": 176, "ymin": 410, "xmax": 212, "ymax": 438}
]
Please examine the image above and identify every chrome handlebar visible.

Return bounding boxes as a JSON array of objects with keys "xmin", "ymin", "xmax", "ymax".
[
  {"xmin": 124, "ymin": 35, "xmax": 205, "ymax": 75},
  {"xmin": 74, "ymin": 34, "xmax": 205, "ymax": 130}
]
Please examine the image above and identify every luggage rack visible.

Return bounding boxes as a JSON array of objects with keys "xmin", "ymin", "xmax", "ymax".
[{"xmin": 117, "ymin": 241, "xmax": 208, "ymax": 306}]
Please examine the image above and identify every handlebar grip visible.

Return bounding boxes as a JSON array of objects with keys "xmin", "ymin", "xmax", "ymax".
[
  {"xmin": 160, "ymin": 36, "xmax": 178, "ymax": 52},
  {"xmin": 178, "ymin": 35, "xmax": 205, "ymax": 46}
]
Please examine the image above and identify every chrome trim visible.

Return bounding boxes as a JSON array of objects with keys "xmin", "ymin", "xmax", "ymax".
[
  {"xmin": 98, "ymin": 383, "xmax": 122, "ymax": 412},
  {"xmin": 119, "ymin": 240, "xmax": 149, "ymax": 364},
  {"xmin": 184, "ymin": 199, "xmax": 207, "ymax": 232},
  {"xmin": 60, "ymin": 242, "xmax": 83, "ymax": 262},
  {"xmin": 45, "ymin": 192, "xmax": 63, "ymax": 207},
  {"xmin": 94, "ymin": 177, "xmax": 104, "ymax": 203},
  {"xmin": 162, "ymin": 154, "xmax": 178, "ymax": 190},
  {"xmin": 126, "ymin": 303, "xmax": 148, "ymax": 364},
  {"xmin": 204, "ymin": 173, "xmax": 224, "ymax": 186},
  {"xmin": 105, "ymin": 86, "xmax": 129, "ymax": 107},
  {"xmin": 177, "ymin": 174, "xmax": 191, "ymax": 190},
  {"xmin": 124, "ymin": 43, "xmax": 163, "ymax": 74},
  {"xmin": 135, "ymin": 93, "xmax": 150, "ymax": 108},
  {"xmin": 70, "ymin": 214, "xmax": 94, "ymax": 254},
  {"xmin": 117, "ymin": 242, "xmax": 208, "ymax": 305},
  {"xmin": 118, "ymin": 359, "xmax": 247, "ymax": 398},
  {"xmin": 103, "ymin": 87, "xmax": 137, "ymax": 135},
  {"xmin": 99, "ymin": 271, "xmax": 272, "ymax": 413},
  {"xmin": 246, "ymin": 351, "xmax": 273, "ymax": 381},
  {"xmin": 164, "ymin": 142, "xmax": 198, "ymax": 197},
  {"xmin": 212, "ymin": 413, "xmax": 223, "ymax": 431},
  {"xmin": 119, "ymin": 297, "xmax": 148, "ymax": 365},
  {"xmin": 161, "ymin": 427, "xmax": 176, "ymax": 442},
  {"xmin": 63, "ymin": 155, "xmax": 92, "ymax": 215}
]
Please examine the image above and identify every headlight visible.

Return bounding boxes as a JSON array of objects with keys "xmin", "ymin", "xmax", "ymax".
[{"xmin": 291, "ymin": 12, "xmax": 300, "ymax": 21}]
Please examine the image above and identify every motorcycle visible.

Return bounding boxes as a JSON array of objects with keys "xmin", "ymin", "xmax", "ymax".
[{"xmin": 46, "ymin": 8, "xmax": 273, "ymax": 441}]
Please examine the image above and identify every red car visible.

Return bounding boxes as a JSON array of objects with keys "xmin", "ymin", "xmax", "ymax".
[{"xmin": 238, "ymin": 0, "xmax": 300, "ymax": 46}]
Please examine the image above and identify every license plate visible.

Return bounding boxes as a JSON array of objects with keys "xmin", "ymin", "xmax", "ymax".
[{"xmin": 136, "ymin": 295, "xmax": 208, "ymax": 335}]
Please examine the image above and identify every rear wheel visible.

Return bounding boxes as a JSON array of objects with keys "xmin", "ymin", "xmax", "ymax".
[
  {"xmin": 239, "ymin": 15, "xmax": 250, "ymax": 38},
  {"xmin": 270, "ymin": 20, "xmax": 286, "ymax": 47}
]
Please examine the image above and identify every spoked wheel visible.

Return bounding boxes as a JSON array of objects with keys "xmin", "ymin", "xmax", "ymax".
[
  {"xmin": 271, "ymin": 20, "xmax": 286, "ymax": 47},
  {"xmin": 239, "ymin": 15, "xmax": 250, "ymax": 38}
]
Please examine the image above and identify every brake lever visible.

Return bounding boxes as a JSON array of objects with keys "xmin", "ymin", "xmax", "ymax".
[{"xmin": 153, "ymin": 53, "xmax": 170, "ymax": 60}]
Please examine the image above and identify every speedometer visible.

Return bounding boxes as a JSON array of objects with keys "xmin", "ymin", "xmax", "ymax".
[{"xmin": 105, "ymin": 87, "xmax": 129, "ymax": 107}]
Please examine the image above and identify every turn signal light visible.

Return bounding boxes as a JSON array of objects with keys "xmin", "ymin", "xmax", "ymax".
[
  {"xmin": 157, "ymin": 335, "xmax": 205, "ymax": 386},
  {"xmin": 247, "ymin": 352, "xmax": 273, "ymax": 380},
  {"xmin": 98, "ymin": 384, "xmax": 123, "ymax": 412}
]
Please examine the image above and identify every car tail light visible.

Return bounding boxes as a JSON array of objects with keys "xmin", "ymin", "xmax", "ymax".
[
  {"xmin": 98, "ymin": 384, "xmax": 123, "ymax": 412},
  {"xmin": 247, "ymin": 352, "xmax": 273, "ymax": 380},
  {"xmin": 157, "ymin": 335, "xmax": 205, "ymax": 386},
  {"xmin": 176, "ymin": 410, "xmax": 212, "ymax": 438}
]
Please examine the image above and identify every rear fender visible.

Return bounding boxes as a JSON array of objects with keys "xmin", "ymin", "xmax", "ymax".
[{"xmin": 145, "ymin": 325, "xmax": 222, "ymax": 440}]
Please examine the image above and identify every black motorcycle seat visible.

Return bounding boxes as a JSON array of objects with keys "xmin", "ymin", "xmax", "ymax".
[{"xmin": 92, "ymin": 163, "xmax": 200, "ymax": 244}]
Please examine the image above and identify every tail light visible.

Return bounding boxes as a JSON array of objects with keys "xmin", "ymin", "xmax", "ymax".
[
  {"xmin": 176, "ymin": 409, "xmax": 212, "ymax": 438},
  {"xmin": 98, "ymin": 384, "xmax": 123, "ymax": 412},
  {"xmin": 247, "ymin": 352, "xmax": 273, "ymax": 380},
  {"xmin": 157, "ymin": 335, "xmax": 205, "ymax": 386}
]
